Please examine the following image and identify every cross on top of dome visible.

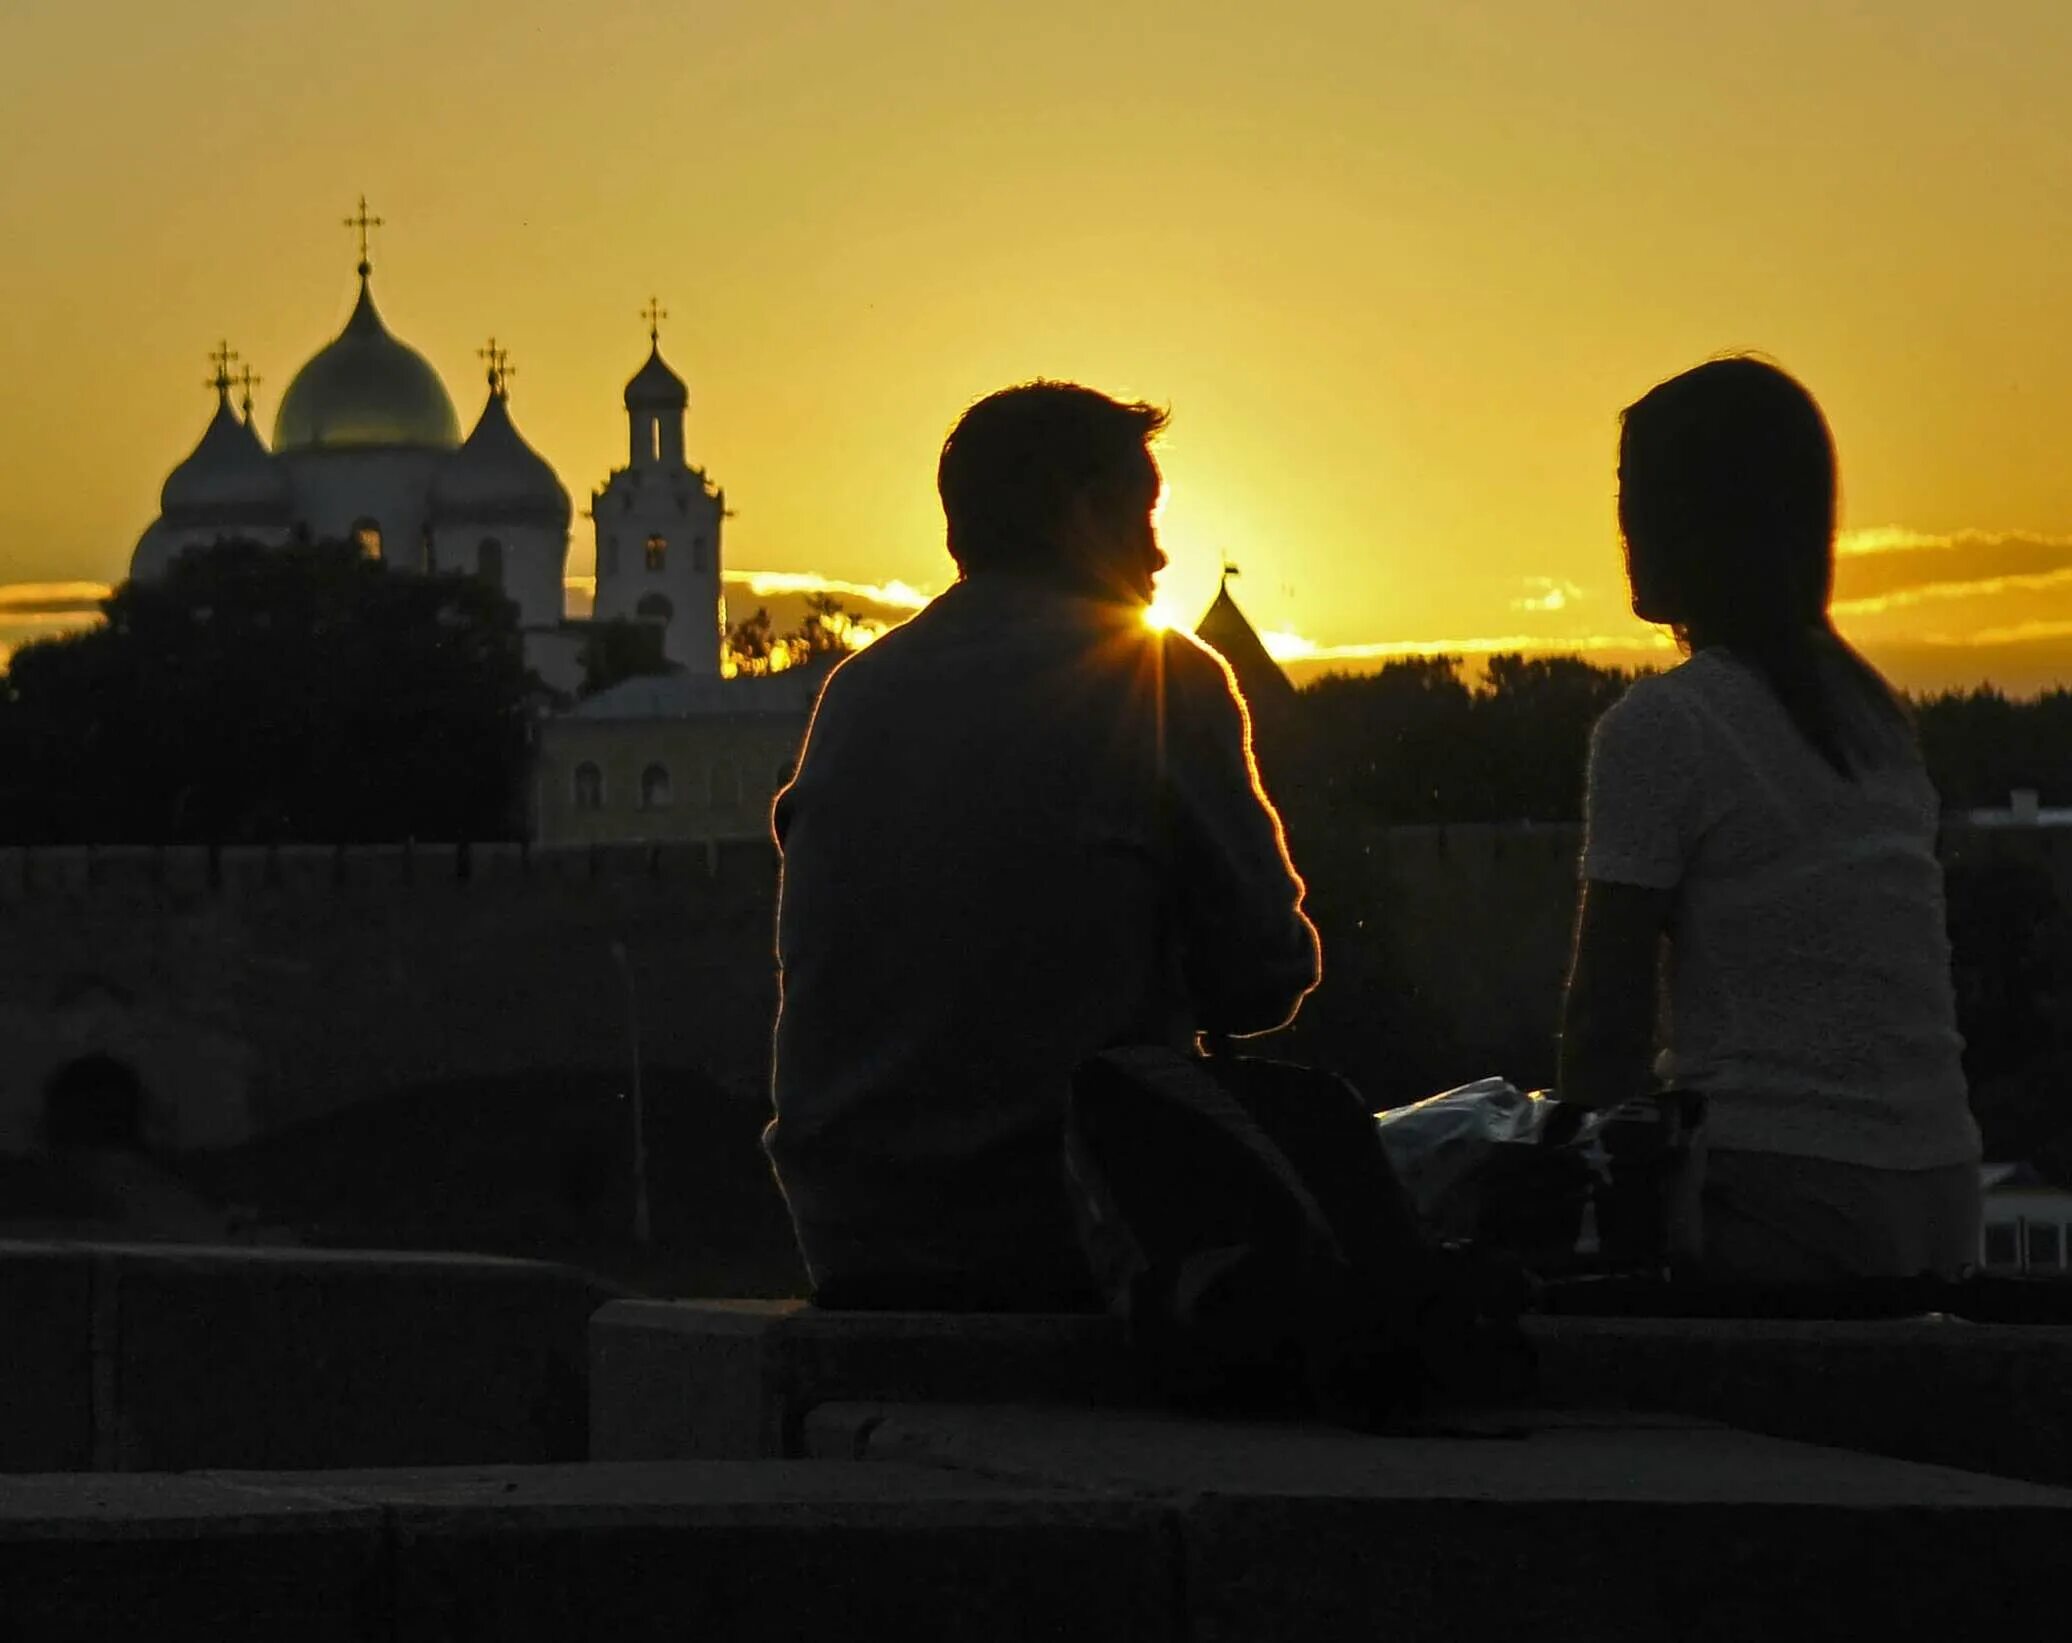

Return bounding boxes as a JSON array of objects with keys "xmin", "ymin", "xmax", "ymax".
[
  {"xmin": 206, "ymin": 339, "xmax": 239, "ymax": 401},
  {"xmin": 343, "ymin": 194, "xmax": 383, "ymax": 278},
  {"xmin": 478, "ymin": 337, "xmax": 515, "ymax": 398}
]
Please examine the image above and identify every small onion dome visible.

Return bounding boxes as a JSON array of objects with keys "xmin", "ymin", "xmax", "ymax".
[
  {"xmin": 624, "ymin": 343, "xmax": 688, "ymax": 411},
  {"xmin": 432, "ymin": 387, "xmax": 572, "ymax": 528},
  {"xmin": 159, "ymin": 391, "xmax": 291, "ymax": 525},
  {"xmin": 274, "ymin": 276, "xmax": 461, "ymax": 453},
  {"xmin": 130, "ymin": 516, "xmax": 186, "ymax": 582}
]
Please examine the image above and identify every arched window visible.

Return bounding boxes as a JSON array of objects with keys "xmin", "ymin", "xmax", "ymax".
[
  {"xmin": 43, "ymin": 1054, "xmax": 147, "ymax": 1152},
  {"xmin": 636, "ymin": 593, "xmax": 673, "ymax": 623},
  {"xmin": 573, "ymin": 763, "xmax": 604, "ymax": 810},
  {"xmin": 709, "ymin": 760, "xmax": 741, "ymax": 808},
  {"xmin": 692, "ymin": 535, "xmax": 709, "ymax": 573},
  {"xmin": 351, "ymin": 517, "xmax": 383, "ymax": 560},
  {"xmin": 479, "ymin": 538, "xmax": 505, "ymax": 588},
  {"xmin": 645, "ymin": 534, "xmax": 668, "ymax": 572},
  {"xmin": 640, "ymin": 763, "xmax": 673, "ymax": 810}
]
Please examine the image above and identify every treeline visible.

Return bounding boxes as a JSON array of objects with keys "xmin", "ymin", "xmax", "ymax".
[
  {"xmin": 1286, "ymin": 654, "xmax": 2072, "ymax": 824},
  {"xmin": 0, "ymin": 542, "xmax": 534, "ymax": 845}
]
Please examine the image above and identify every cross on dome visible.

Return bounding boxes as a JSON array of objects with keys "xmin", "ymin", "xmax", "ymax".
[
  {"xmin": 477, "ymin": 337, "xmax": 515, "ymax": 396},
  {"xmin": 642, "ymin": 296, "xmax": 667, "ymax": 343},
  {"xmin": 237, "ymin": 364, "xmax": 261, "ymax": 420},
  {"xmin": 343, "ymin": 194, "xmax": 384, "ymax": 277},
  {"xmin": 205, "ymin": 340, "xmax": 239, "ymax": 401}
]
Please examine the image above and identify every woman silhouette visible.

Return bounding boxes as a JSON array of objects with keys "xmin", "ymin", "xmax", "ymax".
[{"xmin": 1561, "ymin": 357, "xmax": 1981, "ymax": 1282}]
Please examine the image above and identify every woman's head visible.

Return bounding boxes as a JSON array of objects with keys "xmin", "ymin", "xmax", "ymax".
[{"xmin": 1617, "ymin": 356, "xmax": 1836, "ymax": 647}]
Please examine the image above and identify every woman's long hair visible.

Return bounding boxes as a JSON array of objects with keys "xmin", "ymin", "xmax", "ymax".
[{"xmin": 1617, "ymin": 356, "xmax": 1910, "ymax": 776}]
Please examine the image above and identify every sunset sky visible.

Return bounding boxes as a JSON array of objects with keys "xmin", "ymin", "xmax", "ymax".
[{"xmin": 7, "ymin": 2, "xmax": 2072, "ymax": 689}]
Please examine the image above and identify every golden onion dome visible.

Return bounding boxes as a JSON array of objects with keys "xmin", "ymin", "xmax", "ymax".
[{"xmin": 273, "ymin": 276, "xmax": 461, "ymax": 453}]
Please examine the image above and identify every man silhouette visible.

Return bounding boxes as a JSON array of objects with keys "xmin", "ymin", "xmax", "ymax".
[{"xmin": 766, "ymin": 382, "xmax": 1320, "ymax": 1309}]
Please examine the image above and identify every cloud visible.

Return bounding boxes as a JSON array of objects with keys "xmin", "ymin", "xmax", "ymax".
[
  {"xmin": 1509, "ymin": 576, "xmax": 1582, "ymax": 614},
  {"xmin": 0, "ymin": 580, "xmax": 110, "ymax": 617},
  {"xmin": 726, "ymin": 570, "xmax": 936, "ymax": 610},
  {"xmin": 1833, "ymin": 529, "xmax": 2072, "ymax": 610},
  {"xmin": 1262, "ymin": 628, "xmax": 1674, "ymax": 665}
]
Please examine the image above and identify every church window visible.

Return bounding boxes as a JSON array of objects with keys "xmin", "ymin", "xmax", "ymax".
[
  {"xmin": 479, "ymin": 538, "xmax": 505, "ymax": 588},
  {"xmin": 351, "ymin": 517, "xmax": 383, "ymax": 561},
  {"xmin": 709, "ymin": 761, "xmax": 741, "ymax": 808},
  {"xmin": 692, "ymin": 536, "xmax": 709, "ymax": 573},
  {"xmin": 650, "ymin": 417, "xmax": 662, "ymax": 462},
  {"xmin": 640, "ymin": 763, "xmax": 673, "ymax": 810},
  {"xmin": 645, "ymin": 534, "xmax": 668, "ymax": 572},
  {"xmin": 573, "ymin": 763, "xmax": 604, "ymax": 810},
  {"xmin": 637, "ymin": 593, "xmax": 673, "ymax": 624}
]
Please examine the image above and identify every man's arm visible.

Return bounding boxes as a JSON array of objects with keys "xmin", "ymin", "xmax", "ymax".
[
  {"xmin": 1163, "ymin": 639, "xmax": 1321, "ymax": 1036},
  {"xmin": 1559, "ymin": 878, "xmax": 1673, "ymax": 1108}
]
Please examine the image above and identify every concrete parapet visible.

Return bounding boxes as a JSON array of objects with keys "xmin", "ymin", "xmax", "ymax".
[
  {"xmin": 0, "ymin": 1462, "xmax": 1173, "ymax": 1641},
  {"xmin": 595, "ymin": 1297, "xmax": 2072, "ymax": 1492},
  {"xmin": 0, "ymin": 1472, "xmax": 387, "ymax": 1641},
  {"xmin": 0, "ymin": 1241, "xmax": 619, "ymax": 1473},
  {"xmin": 0, "ymin": 1244, "xmax": 94, "ymax": 1471},
  {"xmin": 1530, "ymin": 1312, "xmax": 2072, "ymax": 1487},
  {"xmin": 815, "ymin": 1400, "xmax": 2072, "ymax": 1643},
  {"xmin": 589, "ymin": 1299, "xmax": 1136, "ymax": 1460}
]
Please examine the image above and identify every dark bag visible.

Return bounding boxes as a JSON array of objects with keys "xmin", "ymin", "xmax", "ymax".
[{"xmin": 1064, "ymin": 1046, "xmax": 1532, "ymax": 1428}]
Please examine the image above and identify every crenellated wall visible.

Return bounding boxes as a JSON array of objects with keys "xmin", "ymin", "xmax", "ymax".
[{"xmin": 2, "ymin": 823, "xmax": 2063, "ymax": 1153}]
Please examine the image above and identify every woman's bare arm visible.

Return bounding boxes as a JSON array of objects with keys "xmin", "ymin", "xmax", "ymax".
[{"xmin": 1559, "ymin": 878, "xmax": 1674, "ymax": 1109}]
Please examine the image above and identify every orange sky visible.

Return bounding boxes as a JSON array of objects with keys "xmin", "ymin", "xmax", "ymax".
[{"xmin": 7, "ymin": 2, "xmax": 2072, "ymax": 689}]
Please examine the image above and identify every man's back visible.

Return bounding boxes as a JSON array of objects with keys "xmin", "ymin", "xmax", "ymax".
[{"xmin": 767, "ymin": 576, "xmax": 1318, "ymax": 1305}]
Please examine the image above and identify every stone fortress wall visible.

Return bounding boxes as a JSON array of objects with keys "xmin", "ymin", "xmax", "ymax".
[{"xmin": 2, "ymin": 823, "xmax": 2065, "ymax": 1153}]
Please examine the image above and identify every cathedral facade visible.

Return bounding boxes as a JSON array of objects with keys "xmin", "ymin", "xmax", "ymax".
[{"xmin": 129, "ymin": 215, "xmax": 724, "ymax": 688}]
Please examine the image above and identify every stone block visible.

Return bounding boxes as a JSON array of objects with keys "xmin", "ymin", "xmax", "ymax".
[
  {"xmin": 827, "ymin": 1401, "xmax": 2072, "ymax": 1643},
  {"xmin": 104, "ymin": 1244, "xmax": 616, "ymax": 1471},
  {"xmin": 221, "ymin": 1460, "xmax": 1177, "ymax": 1643},
  {"xmin": 0, "ymin": 1471, "xmax": 386, "ymax": 1640},
  {"xmin": 590, "ymin": 1298, "xmax": 1136, "ymax": 1460},
  {"xmin": 0, "ymin": 1241, "xmax": 94, "ymax": 1471},
  {"xmin": 1530, "ymin": 1314, "xmax": 2072, "ymax": 1487}
]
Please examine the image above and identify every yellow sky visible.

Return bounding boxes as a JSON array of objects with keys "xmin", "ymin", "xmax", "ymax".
[{"xmin": 7, "ymin": 1, "xmax": 2072, "ymax": 688}]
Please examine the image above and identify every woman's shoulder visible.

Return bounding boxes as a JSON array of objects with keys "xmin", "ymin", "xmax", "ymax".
[{"xmin": 1594, "ymin": 661, "xmax": 1706, "ymax": 747}]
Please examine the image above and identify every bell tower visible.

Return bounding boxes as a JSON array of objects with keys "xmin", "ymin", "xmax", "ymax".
[{"xmin": 589, "ymin": 299, "xmax": 725, "ymax": 674}]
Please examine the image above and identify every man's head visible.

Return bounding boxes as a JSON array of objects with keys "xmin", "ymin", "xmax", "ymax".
[{"xmin": 937, "ymin": 381, "xmax": 1169, "ymax": 604}]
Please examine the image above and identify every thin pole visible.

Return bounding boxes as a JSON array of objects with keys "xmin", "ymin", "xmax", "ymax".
[{"xmin": 610, "ymin": 942, "xmax": 651, "ymax": 1244}]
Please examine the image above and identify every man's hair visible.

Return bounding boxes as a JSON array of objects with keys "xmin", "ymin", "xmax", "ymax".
[{"xmin": 937, "ymin": 381, "xmax": 1169, "ymax": 578}]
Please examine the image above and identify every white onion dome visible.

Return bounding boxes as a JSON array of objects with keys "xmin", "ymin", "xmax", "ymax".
[
  {"xmin": 623, "ymin": 343, "xmax": 688, "ymax": 411},
  {"xmin": 159, "ymin": 390, "xmax": 292, "ymax": 522},
  {"xmin": 432, "ymin": 385, "xmax": 571, "ymax": 527},
  {"xmin": 273, "ymin": 275, "xmax": 461, "ymax": 453}
]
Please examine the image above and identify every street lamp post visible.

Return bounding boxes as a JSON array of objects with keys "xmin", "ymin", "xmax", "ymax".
[{"xmin": 609, "ymin": 941, "xmax": 651, "ymax": 1245}]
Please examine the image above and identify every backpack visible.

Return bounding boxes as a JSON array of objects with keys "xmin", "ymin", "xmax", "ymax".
[{"xmin": 1064, "ymin": 1046, "xmax": 1532, "ymax": 1429}]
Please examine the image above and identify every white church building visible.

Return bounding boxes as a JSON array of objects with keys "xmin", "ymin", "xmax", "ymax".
[{"xmin": 129, "ymin": 204, "xmax": 729, "ymax": 692}]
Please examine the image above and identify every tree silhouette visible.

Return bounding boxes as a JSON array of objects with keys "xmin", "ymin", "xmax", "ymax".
[{"xmin": 0, "ymin": 541, "xmax": 534, "ymax": 843}]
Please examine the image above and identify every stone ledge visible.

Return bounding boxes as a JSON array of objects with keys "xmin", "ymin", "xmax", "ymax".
[
  {"xmin": 814, "ymin": 1400, "xmax": 2072, "ymax": 1643},
  {"xmin": 1529, "ymin": 1313, "xmax": 2072, "ymax": 1486},
  {"xmin": 0, "ymin": 1462, "xmax": 1175, "ymax": 1641},
  {"xmin": 590, "ymin": 1296, "xmax": 2072, "ymax": 1488},
  {"xmin": 589, "ymin": 1298, "xmax": 1134, "ymax": 1459},
  {"xmin": 0, "ymin": 1240, "xmax": 620, "ymax": 1473}
]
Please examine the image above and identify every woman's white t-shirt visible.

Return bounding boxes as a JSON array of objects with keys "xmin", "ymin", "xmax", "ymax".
[{"xmin": 1582, "ymin": 649, "xmax": 1980, "ymax": 1171}]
